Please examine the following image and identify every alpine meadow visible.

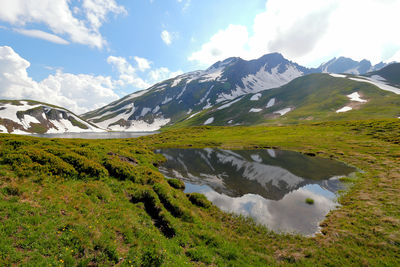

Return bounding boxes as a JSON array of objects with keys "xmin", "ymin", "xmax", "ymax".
[{"xmin": 0, "ymin": 0, "xmax": 399, "ymax": 266}]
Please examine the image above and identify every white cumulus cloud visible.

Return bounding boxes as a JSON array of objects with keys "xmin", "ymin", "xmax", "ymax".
[
  {"xmin": 0, "ymin": 0, "xmax": 126, "ymax": 48},
  {"xmin": 107, "ymin": 55, "xmax": 183, "ymax": 88},
  {"xmin": 134, "ymin": 56, "xmax": 151, "ymax": 71},
  {"xmin": 0, "ymin": 46, "xmax": 119, "ymax": 114},
  {"xmin": 189, "ymin": 0, "xmax": 400, "ymax": 67}
]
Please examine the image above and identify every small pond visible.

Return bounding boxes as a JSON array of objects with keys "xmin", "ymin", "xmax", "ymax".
[
  {"xmin": 155, "ymin": 148, "xmax": 357, "ymax": 235},
  {"xmin": 30, "ymin": 131, "xmax": 158, "ymax": 139}
]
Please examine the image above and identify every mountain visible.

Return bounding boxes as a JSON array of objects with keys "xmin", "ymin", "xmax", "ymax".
[
  {"xmin": 174, "ymin": 73, "xmax": 400, "ymax": 127},
  {"xmin": 364, "ymin": 63, "xmax": 400, "ymax": 87},
  {"xmin": 318, "ymin": 57, "xmax": 387, "ymax": 75},
  {"xmin": 0, "ymin": 100, "xmax": 104, "ymax": 134},
  {"xmin": 82, "ymin": 53, "xmax": 316, "ymax": 131}
]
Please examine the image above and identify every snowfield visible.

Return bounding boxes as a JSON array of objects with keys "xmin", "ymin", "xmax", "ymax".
[
  {"xmin": 107, "ymin": 118, "xmax": 170, "ymax": 132},
  {"xmin": 249, "ymin": 108, "xmax": 262, "ymax": 113},
  {"xmin": 217, "ymin": 97, "xmax": 243, "ymax": 110},
  {"xmin": 349, "ymin": 77, "xmax": 400, "ymax": 95},
  {"xmin": 250, "ymin": 93, "xmax": 262, "ymax": 101},
  {"xmin": 336, "ymin": 106, "xmax": 352, "ymax": 113},
  {"xmin": 347, "ymin": 92, "xmax": 367, "ymax": 103},
  {"xmin": 204, "ymin": 117, "xmax": 214, "ymax": 125},
  {"xmin": 329, "ymin": 73, "xmax": 347, "ymax": 78},
  {"xmin": 274, "ymin": 108, "xmax": 292, "ymax": 116},
  {"xmin": 216, "ymin": 63, "xmax": 303, "ymax": 103},
  {"xmin": 266, "ymin": 98, "xmax": 276, "ymax": 108}
]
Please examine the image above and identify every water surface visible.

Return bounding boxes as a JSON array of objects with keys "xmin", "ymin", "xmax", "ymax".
[
  {"xmin": 31, "ymin": 131, "xmax": 158, "ymax": 139},
  {"xmin": 156, "ymin": 148, "xmax": 356, "ymax": 235}
]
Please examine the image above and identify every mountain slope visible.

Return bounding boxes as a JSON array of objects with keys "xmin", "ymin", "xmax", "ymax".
[
  {"xmin": 318, "ymin": 57, "xmax": 387, "ymax": 74},
  {"xmin": 0, "ymin": 100, "xmax": 104, "ymax": 134},
  {"xmin": 173, "ymin": 73, "xmax": 400, "ymax": 127},
  {"xmin": 83, "ymin": 53, "xmax": 316, "ymax": 130},
  {"xmin": 364, "ymin": 63, "xmax": 400, "ymax": 87}
]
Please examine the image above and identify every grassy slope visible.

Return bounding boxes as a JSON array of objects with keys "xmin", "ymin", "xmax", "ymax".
[
  {"xmin": 0, "ymin": 119, "xmax": 399, "ymax": 266},
  {"xmin": 169, "ymin": 74, "xmax": 400, "ymax": 128}
]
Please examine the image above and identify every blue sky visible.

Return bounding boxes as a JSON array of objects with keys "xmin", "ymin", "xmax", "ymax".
[
  {"xmin": 0, "ymin": 0, "xmax": 399, "ymax": 113},
  {"xmin": 0, "ymin": 0, "xmax": 265, "ymax": 82}
]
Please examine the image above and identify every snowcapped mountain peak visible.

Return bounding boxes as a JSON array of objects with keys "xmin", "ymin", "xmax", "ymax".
[
  {"xmin": 83, "ymin": 52, "xmax": 313, "ymax": 130},
  {"xmin": 318, "ymin": 56, "xmax": 387, "ymax": 74}
]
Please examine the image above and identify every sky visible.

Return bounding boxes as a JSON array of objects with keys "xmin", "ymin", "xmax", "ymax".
[{"xmin": 0, "ymin": 0, "xmax": 399, "ymax": 114}]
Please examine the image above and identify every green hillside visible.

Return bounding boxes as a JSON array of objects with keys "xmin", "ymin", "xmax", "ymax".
[{"xmin": 172, "ymin": 73, "xmax": 400, "ymax": 128}]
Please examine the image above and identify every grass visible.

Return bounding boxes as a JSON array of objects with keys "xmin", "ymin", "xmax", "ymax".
[
  {"xmin": 305, "ymin": 198, "xmax": 314, "ymax": 205},
  {"xmin": 0, "ymin": 118, "xmax": 399, "ymax": 266}
]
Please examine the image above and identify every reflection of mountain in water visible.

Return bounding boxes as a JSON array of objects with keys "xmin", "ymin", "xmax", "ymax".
[{"xmin": 156, "ymin": 148, "xmax": 356, "ymax": 201}]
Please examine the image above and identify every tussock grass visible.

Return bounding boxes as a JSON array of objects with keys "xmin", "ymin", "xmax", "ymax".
[{"xmin": 0, "ymin": 118, "xmax": 399, "ymax": 265}]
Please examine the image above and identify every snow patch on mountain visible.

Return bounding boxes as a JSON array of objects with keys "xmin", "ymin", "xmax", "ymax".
[
  {"xmin": 161, "ymin": 96, "xmax": 173, "ymax": 104},
  {"xmin": 124, "ymin": 89, "xmax": 148, "ymax": 101},
  {"xmin": 274, "ymin": 108, "xmax": 292, "ymax": 116},
  {"xmin": 140, "ymin": 107, "xmax": 152, "ymax": 117},
  {"xmin": 347, "ymin": 92, "xmax": 367, "ymax": 103},
  {"xmin": 152, "ymin": 105, "xmax": 160, "ymax": 114},
  {"xmin": 171, "ymin": 77, "xmax": 183, "ymax": 87},
  {"xmin": 20, "ymin": 115, "xmax": 40, "ymax": 129},
  {"xmin": 217, "ymin": 97, "xmax": 243, "ymax": 110},
  {"xmin": 370, "ymin": 75, "xmax": 385, "ymax": 81},
  {"xmin": 0, "ymin": 102, "xmax": 41, "ymax": 122},
  {"xmin": 349, "ymin": 77, "xmax": 400, "ymax": 95},
  {"xmin": 329, "ymin": 73, "xmax": 347, "ymax": 78},
  {"xmin": 199, "ymin": 69, "xmax": 224, "ymax": 83},
  {"xmin": 204, "ymin": 117, "xmax": 214, "ymax": 125},
  {"xmin": 216, "ymin": 64, "xmax": 303, "ymax": 103},
  {"xmin": 266, "ymin": 98, "xmax": 276, "ymax": 108},
  {"xmin": 250, "ymin": 93, "xmax": 262, "ymax": 101},
  {"xmin": 108, "ymin": 118, "xmax": 170, "ymax": 132},
  {"xmin": 336, "ymin": 106, "xmax": 352, "ymax": 113},
  {"xmin": 199, "ymin": 85, "xmax": 214, "ymax": 104},
  {"xmin": 176, "ymin": 85, "xmax": 187, "ymax": 99},
  {"xmin": 249, "ymin": 108, "xmax": 262, "ymax": 113},
  {"xmin": 95, "ymin": 106, "xmax": 136, "ymax": 129},
  {"xmin": 187, "ymin": 111, "xmax": 201, "ymax": 120}
]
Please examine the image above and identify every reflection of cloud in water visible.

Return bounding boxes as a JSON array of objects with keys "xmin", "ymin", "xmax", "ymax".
[{"xmin": 201, "ymin": 184, "xmax": 337, "ymax": 235}]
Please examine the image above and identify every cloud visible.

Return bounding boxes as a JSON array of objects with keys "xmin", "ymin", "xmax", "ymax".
[
  {"xmin": 13, "ymin": 28, "xmax": 69, "ymax": 45},
  {"xmin": 134, "ymin": 56, "xmax": 151, "ymax": 71},
  {"xmin": 188, "ymin": 25, "xmax": 249, "ymax": 65},
  {"xmin": 189, "ymin": 0, "xmax": 400, "ymax": 67},
  {"xmin": 0, "ymin": 46, "xmax": 119, "ymax": 114},
  {"xmin": 161, "ymin": 30, "xmax": 173, "ymax": 45},
  {"xmin": 148, "ymin": 68, "xmax": 183, "ymax": 84},
  {"xmin": 107, "ymin": 55, "xmax": 183, "ymax": 88},
  {"xmin": 107, "ymin": 56, "xmax": 149, "ymax": 88},
  {"xmin": 0, "ymin": 0, "xmax": 126, "ymax": 48}
]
